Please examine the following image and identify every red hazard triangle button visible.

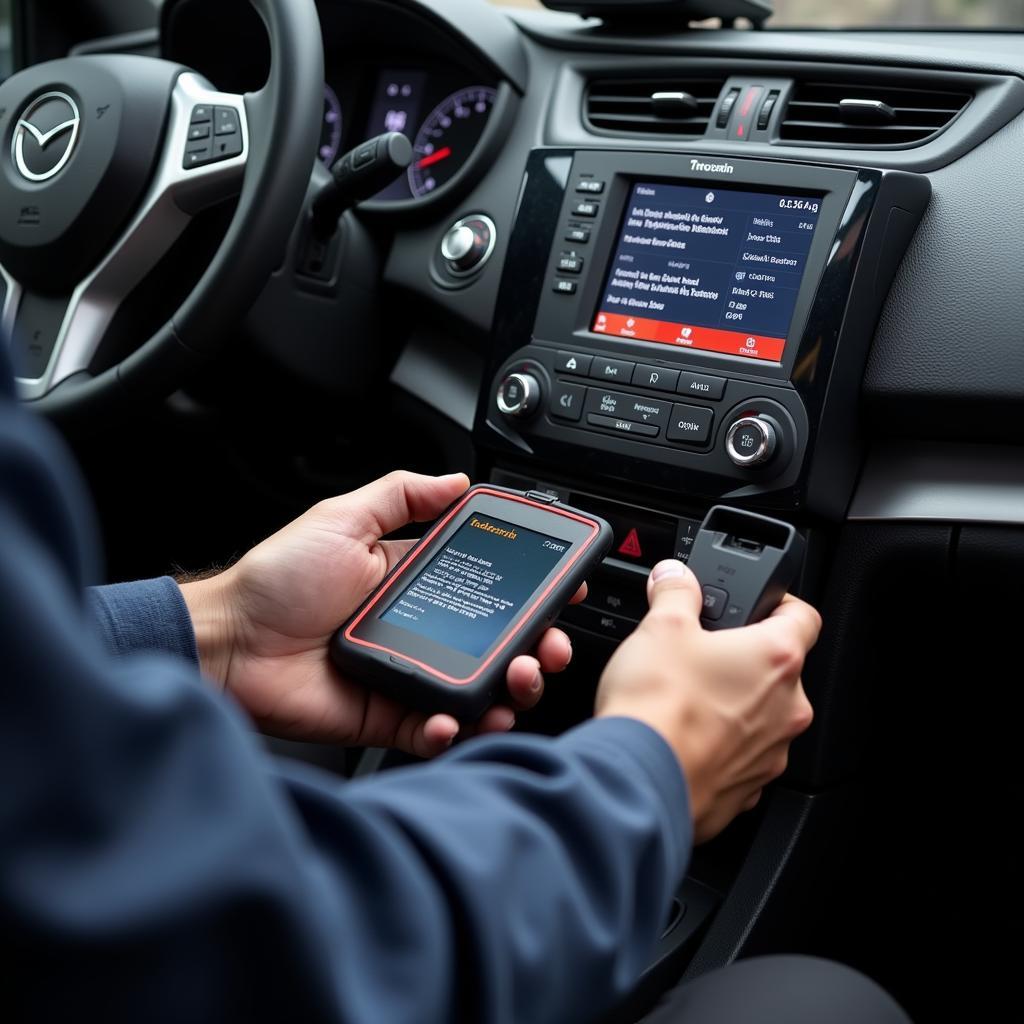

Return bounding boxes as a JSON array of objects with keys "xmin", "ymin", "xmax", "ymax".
[{"xmin": 617, "ymin": 527, "xmax": 643, "ymax": 559}]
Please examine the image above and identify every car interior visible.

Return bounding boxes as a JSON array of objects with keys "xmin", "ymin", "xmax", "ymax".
[{"xmin": 2, "ymin": 0, "xmax": 1021, "ymax": 1018}]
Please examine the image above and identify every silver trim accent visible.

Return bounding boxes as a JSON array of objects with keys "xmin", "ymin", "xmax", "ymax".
[
  {"xmin": 441, "ymin": 214, "xmax": 497, "ymax": 277},
  {"xmin": 5, "ymin": 74, "xmax": 248, "ymax": 400},
  {"xmin": 12, "ymin": 92, "xmax": 81, "ymax": 182},
  {"xmin": 848, "ymin": 442, "xmax": 1024, "ymax": 525},
  {"xmin": 496, "ymin": 372, "xmax": 538, "ymax": 418},
  {"xmin": 725, "ymin": 416, "xmax": 776, "ymax": 467}
]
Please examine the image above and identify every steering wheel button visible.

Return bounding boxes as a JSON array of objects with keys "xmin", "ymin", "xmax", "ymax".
[
  {"xmin": 183, "ymin": 138, "xmax": 213, "ymax": 169},
  {"xmin": 190, "ymin": 105, "xmax": 212, "ymax": 124},
  {"xmin": 188, "ymin": 123, "xmax": 212, "ymax": 141},
  {"xmin": 214, "ymin": 107, "xmax": 240, "ymax": 136},
  {"xmin": 212, "ymin": 133, "xmax": 243, "ymax": 162}
]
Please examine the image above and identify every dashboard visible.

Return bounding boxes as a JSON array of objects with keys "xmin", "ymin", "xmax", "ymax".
[{"xmin": 159, "ymin": 0, "xmax": 1024, "ymax": 551}]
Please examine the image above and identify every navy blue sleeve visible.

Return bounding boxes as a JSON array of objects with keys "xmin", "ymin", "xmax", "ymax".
[
  {"xmin": 0, "ymin": 386, "xmax": 692, "ymax": 1024},
  {"xmin": 88, "ymin": 577, "xmax": 200, "ymax": 664}
]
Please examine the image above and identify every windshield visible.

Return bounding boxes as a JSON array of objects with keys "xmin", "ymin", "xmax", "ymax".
[{"xmin": 489, "ymin": 0, "xmax": 1024, "ymax": 29}]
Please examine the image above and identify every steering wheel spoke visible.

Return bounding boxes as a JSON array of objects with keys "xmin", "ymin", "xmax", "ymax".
[
  {"xmin": 2, "ymin": 73, "xmax": 250, "ymax": 400},
  {"xmin": 0, "ymin": 0, "xmax": 323, "ymax": 416}
]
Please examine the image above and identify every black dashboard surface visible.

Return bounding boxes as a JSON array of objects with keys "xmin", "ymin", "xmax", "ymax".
[{"xmin": 163, "ymin": 0, "xmax": 1024, "ymax": 460}]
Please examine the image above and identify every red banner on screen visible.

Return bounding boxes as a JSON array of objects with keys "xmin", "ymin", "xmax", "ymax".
[{"xmin": 592, "ymin": 311, "xmax": 786, "ymax": 363}]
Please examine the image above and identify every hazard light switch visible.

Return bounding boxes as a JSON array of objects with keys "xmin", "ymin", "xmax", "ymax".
[{"xmin": 617, "ymin": 528, "xmax": 643, "ymax": 559}]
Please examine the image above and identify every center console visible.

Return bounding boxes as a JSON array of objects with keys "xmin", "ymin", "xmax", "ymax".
[
  {"xmin": 475, "ymin": 149, "xmax": 929, "ymax": 521},
  {"xmin": 468, "ymin": 150, "xmax": 929, "ymax": 999}
]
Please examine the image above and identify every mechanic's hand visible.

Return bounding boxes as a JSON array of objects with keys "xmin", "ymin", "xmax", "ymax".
[
  {"xmin": 180, "ymin": 471, "xmax": 581, "ymax": 756},
  {"xmin": 595, "ymin": 559, "xmax": 820, "ymax": 843}
]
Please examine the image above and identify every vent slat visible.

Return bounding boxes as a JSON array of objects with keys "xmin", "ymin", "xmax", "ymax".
[
  {"xmin": 780, "ymin": 80, "xmax": 971, "ymax": 147},
  {"xmin": 585, "ymin": 77, "xmax": 725, "ymax": 137}
]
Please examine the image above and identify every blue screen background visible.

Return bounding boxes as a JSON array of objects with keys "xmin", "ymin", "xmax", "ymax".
[{"xmin": 381, "ymin": 512, "xmax": 566, "ymax": 658}]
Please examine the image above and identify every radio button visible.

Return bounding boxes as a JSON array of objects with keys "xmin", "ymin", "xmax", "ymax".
[
  {"xmin": 557, "ymin": 252, "xmax": 584, "ymax": 274},
  {"xmin": 632, "ymin": 364, "xmax": 680, "ymax": 393},
  {"xmin": 555, "ymin": 351, "xmax": 592, "ymax": 375},
  {"xmin": 572, "ymin": 200, "xmax": 600, "ymax": 218},
  {"xmin": 575, "ymin": 179, "xmax": 605, "ymax": 194},
  {"xmin": 552, "ymin": 279, "xmax": 577, "ymax": 295},
  {"xmin": 590, "ymin": 357, "xmax": 635, "ymax": 383},
  {"xmin": 667, "ymin": 404, "xmax": 715, "ymax": 445},
  {"xmin": 677, "ymin": 371, "xmax": 727, "ymax": 401},
  {"xmin": 587, "ymin": 414, "xmax": 659, "ymax": 438},
  {"xmin": 550, "ymin": 382, "xmax": 586, "ymax": 422},
  {"xmin": 584, "ymin": 389, "xmax": 669, "ymax": 429},
  {"xmin": 565, "ymin": 225, "xmax": 591, "ymax": 243}
]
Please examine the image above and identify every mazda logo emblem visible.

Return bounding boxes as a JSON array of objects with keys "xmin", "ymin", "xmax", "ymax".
[{"xmin": 12, "ymin": 92, "xmax": 81, "ymax": 183}]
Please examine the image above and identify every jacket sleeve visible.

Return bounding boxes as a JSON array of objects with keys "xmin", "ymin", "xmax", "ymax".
[
  {"xmin": 0, "ymin": 392, "xmax": 692, "ymax": 1024},
  {"xmin": 88, "ymin": 577, "xmax": 199, "ymax": 663}
]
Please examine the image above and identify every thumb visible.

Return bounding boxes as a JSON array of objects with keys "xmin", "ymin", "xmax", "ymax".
[
  {"xmin": 343, "ymin": 470, "xmax": 470, "ymax": 542},
  {"xmin": 646, "ymin": 559, "xmax": 704, "ymax": 624}
]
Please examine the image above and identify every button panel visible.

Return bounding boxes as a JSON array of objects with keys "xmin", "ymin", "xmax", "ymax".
[{"xmin": 183, "ymin": 105, "xmax": 243, "ymax": 169}]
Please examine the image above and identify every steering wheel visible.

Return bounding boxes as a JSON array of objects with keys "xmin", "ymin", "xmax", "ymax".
[{"xmin": 0, "ymin": 0, "xmax": 323, "ymax": 420}]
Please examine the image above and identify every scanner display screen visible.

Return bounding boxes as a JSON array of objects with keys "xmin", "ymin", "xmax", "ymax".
[{"xmin": 381, "ymin": 513, "xmax": 566, "ymax": 657}]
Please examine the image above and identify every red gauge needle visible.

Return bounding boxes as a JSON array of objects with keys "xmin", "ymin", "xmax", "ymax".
[{"xmin": 417, "ymin": 146, "xmax": 452, "ymax": 169}]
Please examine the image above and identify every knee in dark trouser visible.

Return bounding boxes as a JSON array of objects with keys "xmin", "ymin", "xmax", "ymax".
[{"xmin": 642, "ymin": 955, "xmax": 911, "ymax": 1024}]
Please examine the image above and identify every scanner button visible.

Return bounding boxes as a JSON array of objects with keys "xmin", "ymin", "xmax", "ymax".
[{"xmin": 701, "ymin": 586, "xmax": 729, "ymax": 621}]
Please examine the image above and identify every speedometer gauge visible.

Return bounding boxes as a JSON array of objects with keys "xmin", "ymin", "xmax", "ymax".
[{"xmin": 409, "ymin": 86, "xmax": 497, "ymax": 198}]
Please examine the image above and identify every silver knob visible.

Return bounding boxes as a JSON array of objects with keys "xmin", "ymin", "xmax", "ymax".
[
  {"xmin": 441, "ymin": 225, "xmax": 475, "ymax": 263},
  {"xmin": 496, "ymin": 373, "xmax": 540, "ymax": 418},
  {"xmin": 725, "ymin": 416, "xmax": 778, "ymax": 467},
  {"xmin": 440, "ymin": 215, "xmax": 497, "ymax": 276}
]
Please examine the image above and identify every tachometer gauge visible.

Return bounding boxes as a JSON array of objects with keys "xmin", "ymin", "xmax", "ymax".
[
  {"xmin": 409, "ymin": 86, "xmax": 497, "ymax": 198},
  {"xmin": 319, "ymin": 84, "xmax": 344, "ymax": 166}
]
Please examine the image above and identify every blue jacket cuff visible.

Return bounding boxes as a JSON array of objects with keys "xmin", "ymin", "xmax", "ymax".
[{"xmin": 88, "ymin": 577, "xmax": 199, "ymax": 666}]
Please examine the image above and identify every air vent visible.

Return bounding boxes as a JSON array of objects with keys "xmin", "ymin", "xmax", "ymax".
[
  {"xmin": 585, "ymin": 77, "xmax": 726, "ymax": 137},
  {"xmin": 779, "ymin": 81, "xmax": 971, "ymax": 147}
]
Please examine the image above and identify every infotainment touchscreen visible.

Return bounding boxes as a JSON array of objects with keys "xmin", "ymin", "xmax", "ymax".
[{"xmin": 592, "ymin": 181, "xmax": 823, "ymax": 362}]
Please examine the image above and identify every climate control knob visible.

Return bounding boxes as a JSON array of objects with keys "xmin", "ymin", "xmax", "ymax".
[
  {"xmin": 496, "ymin": 373, "xmax": 540, "ymax": 418},
  {"xmin": 725, "ymin": 415, "xmax": 778, "ymax": 467}
]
